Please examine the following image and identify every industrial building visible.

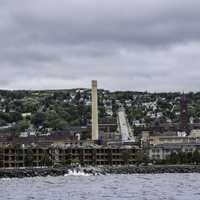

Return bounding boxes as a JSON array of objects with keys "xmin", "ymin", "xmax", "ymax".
[
  {"xmin": 0, "ymin": 144, "xmax": 139, "ymax": 168},
  {"xmin": 149, "ymin": 143, "xmax": 200, "ymax": 161}
]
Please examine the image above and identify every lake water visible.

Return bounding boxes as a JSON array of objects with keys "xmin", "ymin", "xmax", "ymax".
[{"xmin": 1, "ymin": 173, "xmax": 200, "ymax": 200}]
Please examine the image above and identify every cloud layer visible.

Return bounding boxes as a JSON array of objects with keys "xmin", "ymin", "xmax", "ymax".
[{"xmin": 0, "ymin": 0, "xmax": 200, "ymax": 91}]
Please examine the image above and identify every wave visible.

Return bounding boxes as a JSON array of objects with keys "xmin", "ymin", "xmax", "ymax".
[{"xmin": 64, "ymin": 169, "xmax": 91, "ymax": 176}]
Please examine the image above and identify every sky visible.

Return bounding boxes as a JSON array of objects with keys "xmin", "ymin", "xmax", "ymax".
[{"xmin": 0, "ymin": 0, "xmax": 200, "ymax": 92}]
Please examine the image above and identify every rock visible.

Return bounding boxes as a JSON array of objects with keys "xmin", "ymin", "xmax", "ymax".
[{"xmin": 1, "ymin": 165, "xmax": 200, "ymax": 178}]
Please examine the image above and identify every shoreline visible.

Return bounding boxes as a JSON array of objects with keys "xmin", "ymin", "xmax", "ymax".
[{"xmin": 1, "ymin": 165, "xmax": 200, "ymax": 178}]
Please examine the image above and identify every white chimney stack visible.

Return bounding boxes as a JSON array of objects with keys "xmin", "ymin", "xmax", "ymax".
[{"xmin": 91, "ymin": 80, "xmax": 99, "ymax": 141}]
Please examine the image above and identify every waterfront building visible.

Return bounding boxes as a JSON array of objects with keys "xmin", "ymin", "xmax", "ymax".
[
  {"xmin": 0, "ymin": 144, "xmax": 139, "ymax": 168},
  {"xmin": 149, "ymin": 143, "xmax": 200, "ymax": 161}
]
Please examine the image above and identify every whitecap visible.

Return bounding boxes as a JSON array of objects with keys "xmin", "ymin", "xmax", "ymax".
[{"xmin": 64, "ymin": 169, "xmax": 91, "ymax": 177}]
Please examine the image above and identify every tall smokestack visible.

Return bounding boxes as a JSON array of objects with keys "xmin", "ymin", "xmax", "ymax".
[{"xmin": 92, "ymin": 80, "xmax": 99, "ymax": 141}]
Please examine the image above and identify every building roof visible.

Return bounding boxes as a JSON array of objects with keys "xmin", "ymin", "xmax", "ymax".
[{"xmin": 152, "ymin": 143, "xmax": 200, "ymax": 149}]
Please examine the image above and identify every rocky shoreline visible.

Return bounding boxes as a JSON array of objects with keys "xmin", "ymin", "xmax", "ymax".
[{"xmin": 1, "ymin": 165, "xmax": 200, "ymax": 178}]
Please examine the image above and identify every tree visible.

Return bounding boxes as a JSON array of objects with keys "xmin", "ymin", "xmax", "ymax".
[
  {"xmin": 192, "ymin": 150, "xmax": 200, "ymax": 164},
  {"xmin": 168, "ymin": 152, "xmax": 178, "ymax": 164},
  {"xmin": 23, "ymin": 100, "xmax": 39, "ymax": 113},
  {"xmin": 0, "ymin": 119, "xmax": 6, "ymax": 126},
  {"xmin": 40, "ymin": 152, "xmax": 53, "ymax": 167},
  {"xmin": 17, "ymin": 120, "xmax": 30, "ymax": 132},
  {"xmin": 31, "ymin": 112, "xmax": 46, "ymax": 128},
  {"xmin": 122, "ymin": 149, "xmax": 132, "ymax": 165},
  {"xmin": 49, "ymin": 118, "xmax": 68, "ymax": 130},
  {"xmin": 0, "ymin": 112, "xmax": 10, "ymax": 123},
  {"xmin": 135, "ymin": 150, "xmax": 149, "ymax": 165},
  {"xmin": 9, "ymin": 112, "xmax": 23, "ymax": 123}
]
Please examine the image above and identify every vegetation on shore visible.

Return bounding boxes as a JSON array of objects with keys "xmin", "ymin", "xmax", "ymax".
[{"xmin": 1, "ymin": 89, "xmax": 200, "ymax": 134}]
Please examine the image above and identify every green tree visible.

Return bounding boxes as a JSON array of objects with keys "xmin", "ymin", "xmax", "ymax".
[
  {"xmin": 49, "ymin": 118, "xmax": 68, "ymax": 130},
  {"xmin": 31, "ymin": 112, "xmax": 46, "ymax": 128},
  {"xmin": 135, "ymin": 150, "xmax": 149, "ymax": 165},
  {"xmin": 122, "ymin": 149, "xmax": 132, "ymax": 165},
  {"xmin": 192, "ymin": 150, "xmax": 200, "ymax": 164},
  {"xmin": 40, "ymin": 152, "xmax": 53, "ymax": 166},
  {"xmin": 169, "ymin": 152, "xmax": 178, "ymax": 164},
  {"xmin": 17, "ymin": 120, "xmax": 30, "ymax": 132}
]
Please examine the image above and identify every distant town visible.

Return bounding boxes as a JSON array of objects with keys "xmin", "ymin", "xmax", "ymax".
[{"xmin": 1, "ymin": 81, "xmax": 200, "ymax": 168}]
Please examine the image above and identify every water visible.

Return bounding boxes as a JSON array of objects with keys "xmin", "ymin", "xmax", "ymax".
[{"xmin": 1, "ymin": 173, "xmax": 200, "ymax": 200}]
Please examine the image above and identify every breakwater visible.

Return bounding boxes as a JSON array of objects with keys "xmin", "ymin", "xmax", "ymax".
[{"xmin": 1, "ymin": 165, "xmax": 200, "ymax": 178}]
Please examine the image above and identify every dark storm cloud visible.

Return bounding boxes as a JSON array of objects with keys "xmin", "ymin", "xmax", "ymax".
[{"xmin": 0, "ymin": 0, "xmax": 200, "ymax": 91}]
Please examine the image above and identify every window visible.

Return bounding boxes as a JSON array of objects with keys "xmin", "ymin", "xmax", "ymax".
[{"xmin": 5, "ymin": 149, "xmax": 9, "ymax": 154}]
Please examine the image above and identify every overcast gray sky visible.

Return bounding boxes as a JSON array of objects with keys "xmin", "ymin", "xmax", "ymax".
[{"xmin": 0, "ymin": 0, "xmax": 200, "ymax": 91}]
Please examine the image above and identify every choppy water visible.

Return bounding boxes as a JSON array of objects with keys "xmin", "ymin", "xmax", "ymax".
[{"xmin": 1, "ymin": 173, "xmax": 200, "ymax": 200}]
